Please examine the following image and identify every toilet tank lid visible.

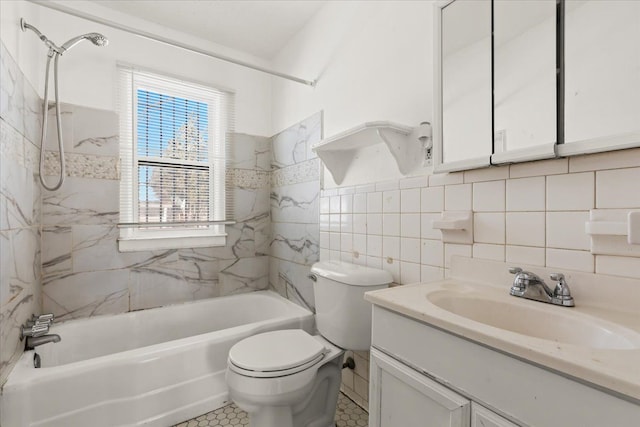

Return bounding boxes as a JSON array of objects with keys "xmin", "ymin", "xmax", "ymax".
[{"xmin": 311, "ymin": 261, "xmax": 393, "ymax": 286}]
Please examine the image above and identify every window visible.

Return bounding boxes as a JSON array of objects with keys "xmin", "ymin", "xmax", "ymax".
[{"xmin": 118, "ymin": 66, "xmax": 234, "ymax": 251}]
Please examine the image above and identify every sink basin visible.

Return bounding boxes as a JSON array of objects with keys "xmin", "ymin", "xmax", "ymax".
[{"xmin": 428, "ymin": 290, "xmax": 640, "ymax": 350}]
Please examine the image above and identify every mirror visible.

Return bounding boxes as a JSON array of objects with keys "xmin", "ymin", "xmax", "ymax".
[
  {"xmin": 562, "ymin": 0, "xmax": 640, "ymax": 154},
  {"xmin": 436, "ymin": 0, "xmax": 492, "ymax": 171},
  {"xmin": 493, "ymin": 0, "xmax": 557, "ymax": 163}
]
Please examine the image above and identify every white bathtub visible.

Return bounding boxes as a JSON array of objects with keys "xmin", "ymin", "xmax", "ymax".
[{"xmin": 0, "ymin": 291, "xmax": 314, "ymax": 427}]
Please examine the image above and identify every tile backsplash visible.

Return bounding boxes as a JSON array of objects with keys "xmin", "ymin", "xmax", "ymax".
[{"xmin": 321, "ymin": 148, "xmax": 640, "ymax": 408}]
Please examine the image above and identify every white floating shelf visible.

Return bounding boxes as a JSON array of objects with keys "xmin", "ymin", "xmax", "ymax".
[
  {"xmin": 585, "ymin": 209, "xmax": 640, "ymax": 256},
  {"xmin": 311, "ymin": 121, "xmax": 425, "ymax": 185},
  {"xmin": 432, "ymin": 211, "xmax": 473, "ymax": 244}
]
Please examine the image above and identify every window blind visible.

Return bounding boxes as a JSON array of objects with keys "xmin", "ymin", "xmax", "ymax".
[{"xmin": 118, "ymin": 66, "xmax": 234, "ymax": 241}]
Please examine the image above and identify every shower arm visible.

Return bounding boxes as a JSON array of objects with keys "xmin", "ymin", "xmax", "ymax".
[{"xmin": 20, "ymin": 18, "xmax": 63, "ymax": 54}]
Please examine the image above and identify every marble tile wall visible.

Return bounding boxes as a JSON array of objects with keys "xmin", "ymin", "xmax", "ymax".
[
  {"xmin": 0, "ymin": 41, "xmax": 43, "ymax": 385},
  {"xmin": 268, "ymin": 112, "xmax": 322, "ymax": 312},
  {"xmin": 41, "ymin": 104, "xmax": 271, "ymax": 321}
]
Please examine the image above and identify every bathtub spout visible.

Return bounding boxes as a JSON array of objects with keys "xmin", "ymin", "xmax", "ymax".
[{"xmin": 26, "ymin": 334, "xmax": 61, "ymax": 350}]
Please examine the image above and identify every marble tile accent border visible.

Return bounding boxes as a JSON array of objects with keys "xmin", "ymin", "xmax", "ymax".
[
  {"xmin": 271, "ymin": 158, "xmax": 320, "ymax": 187},
  {"xmin": 44, "ymin": 151, "xmax": 120, "ymax": 180},
  {"xmin": 226, "ymin": 168, "xmax": 270, "ymax": 189}
]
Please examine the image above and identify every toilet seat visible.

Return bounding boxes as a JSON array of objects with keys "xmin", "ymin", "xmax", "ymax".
[{"xmin": 228, "ymin": 330, "xmax": 327, "ymax": 378}]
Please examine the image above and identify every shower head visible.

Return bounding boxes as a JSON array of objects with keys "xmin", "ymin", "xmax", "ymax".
[{"xmin": 60, "ymin": 33, "xmax": 109, "ymax": 53}]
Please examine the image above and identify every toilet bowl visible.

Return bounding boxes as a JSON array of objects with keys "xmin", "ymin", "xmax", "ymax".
[{"xmin": 225, "ymin": 261, "xmax": 392, "ymax": 427}]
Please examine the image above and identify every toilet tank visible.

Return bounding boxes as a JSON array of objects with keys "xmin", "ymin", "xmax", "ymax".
[{"xmin": 311, "ymin": 261, "xmax": 392, "ymax": 351}]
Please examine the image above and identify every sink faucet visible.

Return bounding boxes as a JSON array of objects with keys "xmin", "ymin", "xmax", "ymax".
[{"xmin": 509, "ymin": 267, "xmax": 574, "ymax": 307}]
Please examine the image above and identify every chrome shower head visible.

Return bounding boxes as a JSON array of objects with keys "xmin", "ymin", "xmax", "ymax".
[{"xmin": 60, "ymin": 32, "xmax": 109, "ymax": 53}]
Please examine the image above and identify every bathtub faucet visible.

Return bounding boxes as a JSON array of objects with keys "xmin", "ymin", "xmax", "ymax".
[
  {"xmin": 26, "ymin": 334, "xmax": 61, "ymax": 350},
  {"xmin": 21, "ymin": 313, "xmax": 55, "ymax": 339}
]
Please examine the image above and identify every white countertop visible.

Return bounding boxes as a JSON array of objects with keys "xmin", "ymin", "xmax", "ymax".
[{"xmin": 364, "ymin": 257, "xmax": 640, "ymax": 402}]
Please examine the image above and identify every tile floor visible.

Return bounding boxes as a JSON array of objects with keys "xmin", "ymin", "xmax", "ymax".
[{"xmin": 174, "ymin": 392, "xmax": 368, "ymax": 427}]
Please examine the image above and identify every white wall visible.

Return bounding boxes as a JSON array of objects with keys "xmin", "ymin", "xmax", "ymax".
[
  {"xmin": 270, "ymin": 1, "xmax": 433, "ymax": 186},
  {"xmin": 0, "ymin": 0, "xmax": 272, "ymax": 136}
]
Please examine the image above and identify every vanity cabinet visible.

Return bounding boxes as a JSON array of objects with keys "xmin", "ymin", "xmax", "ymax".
[
  {"xmin": 369, "ymin": 349, "xmax": 470, "ymax": 427},
  {"xmin": 369, "ymin": 305, "xmax": 640, "ymax": 427},
  {"xmin": 471, "ymin": 403, "xmax": 518, "ymax": 427}
]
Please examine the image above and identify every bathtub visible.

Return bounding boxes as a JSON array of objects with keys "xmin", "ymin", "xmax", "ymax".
[{"xmin": 0, "ymin": 291, "xmax": 314, "ymax": 427}]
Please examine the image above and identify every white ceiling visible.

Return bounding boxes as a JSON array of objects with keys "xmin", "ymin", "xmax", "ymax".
[{"xmin": 92, "ymin": 0, "xmax": 326, "ymax": 59}]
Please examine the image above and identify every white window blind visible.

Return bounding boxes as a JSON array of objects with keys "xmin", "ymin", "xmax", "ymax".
[{"xmin": 117, "ymin": 66, "xmax": 234, "ymax": 251}]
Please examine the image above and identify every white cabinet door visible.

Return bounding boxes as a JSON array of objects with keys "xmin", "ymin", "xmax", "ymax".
[
  {"xmin": 369, "ymin": 348, "xmax": 471, "ymax": 427},
  {"xmin": 471, "ymin": 403, "xmax": 518, "ymax": 427}
]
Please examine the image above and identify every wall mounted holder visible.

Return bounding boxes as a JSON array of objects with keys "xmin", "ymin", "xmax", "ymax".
[
  {"xmin": 432, "ymin": 211, "xmax": 473, "ymax": 244},
  {"xmin": 311, "ymin": 121, "xmax": 427, "ymax": 185},
  {"xmin": 585, "ymin": 209, "xmax": 640, "ymax": 256}
]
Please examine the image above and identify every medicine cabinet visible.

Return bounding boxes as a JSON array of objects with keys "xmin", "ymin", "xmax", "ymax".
[{"xmin": 434, "ymin": 0, "xmax": 640, "ymax": 173}]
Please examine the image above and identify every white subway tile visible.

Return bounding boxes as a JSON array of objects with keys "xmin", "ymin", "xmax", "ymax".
[
  {"xmin": 353, "ymin": 234, "xmax": 367, "ymax": 257},
  {"xmin": 323, "ymin": 189, "xmax": 338, "ymax": 197},
  {"xmin": 473, "ymin": 180, "xmax": 505, "ymax": 212},
  {"xmin": 367, "ymin": 235, "xmax": 382, "ymax": 257},
  {"xmin": 353, "ymin": 214, "xmax": 367, "ymax": 234},
  {"xmin": 366, "ymin": 256, "xmax": 383, "ymax": 270},
  {"xmin": 340, "ymin": 251, "xmax": 353, "ymax": 263},
  {"xmin": 506, "ymin": 245, "xmax": 545, "ymax": 266},
  {"xmin": 506, "ymin": 177, "xmax": 545, "ymax": 211},
  {"xmin": 400, "ymin": 175, "xmax": 427, "ymax": 189},
  {"xmin": 506, "ymin": 212, "xmax": 545, "ymax": 247},
  {"xmin": 596, "ymin": 168, "xmax": 640, "ymax": 209},
  {"xmin": 353, "ymin": 193, "xmax": 367, "ymax": 213},
  {"xmin": 473, "ymin": 243, "xmax": 505, "ymax": 261},
  {"xmin": 445, "ymin": 183, "xmax": 472, "ymax": 211},
  {"xmin": 341, "ymin": 194, "xmax": 353, "ymax": 213},
  {"xmin": 569, "ymin": 147, "xmax": 640, "ymax": 173},
  {"xmin": 367, "ymin": 213, "xmax": 383, "ymax": 235},
  {"xmin": 340, "ymin": 233, "xmax": 353, "ymax": 254},
  {"xmin": 338, "ymin": 186, "xmax": 355, "ymax": 195},
  {"xmin": 421, "ymin": 213, "xmax": 442, "ymax": 240},
  {"xmin": 547, "ymin": 172, "xmax": 594, "ymax": 211},
  {"xmin": 356, "ymin": 184, "xmax": 375, "ymax": 193},
  {"xmin": 367, "ymin": 192, "xmax": 383, "ymax": 213},
  {"xmin": 320, "ymin": 197, "xmax": 330, "ymax": 214},
  {"xmin": 382, "ymin": 236, "xmax": 400, "ymax": 261},
  {"xmin": 340, "ymin": 214, "xmax": 353, "ymax": 233},
  {"xmin": 464, "ymin": 166, "xmax": 509, "ymax": 183},
  {"xmin": 330, "ymin": 232, "xmax": 341, "ymax": 251},
  {"xmin": 382, "ymin": 258, "xmax": 400, "ymax": 283},
  {"xmin": 376, "ymin": 180, "xmax": 399, "ymax": 191},
  {"xmin": 330, "ymin": 196, "xmax": 341, "ymax": 214},
  {"xmin": 382, "ymin": 190, "xmax": 400, "ymax": 213},
  {"xmin": 474, "ymin": 213, "xmax": 505, "ymax": 244},
  {"xmin": 320, "ymin": 232, "xmax": 330, "ymax": 249},
  {"xmin": 444, "ymin": 244, "xmax": 472, "ymax": 268},
  {"xmin": 400, "ymin": 237, "xmax": 421, "ymax": 263},
  {"xmin": 401, "ymin": 214, "xmax": 421, "ymax": 238},
  {"xmin": 329, "ymin": 214, "xmax": 341, "ymax": 232},
  {"xmin": 329, "ymin": 250, "xmax": 340, "ymax": 260},
  {"xmin": 421, "ymin": 265, "xmax": 445, "ymax": 282},
  {"xmin": 596, "ymin": 255, "xmax": 640, "ymax": 279},
  {"xmin": 545, "ymin": 248, "xmax": 594, "ymax": 273},
  {"xmin": 382, "ymin": 213, "xmax": 400, "ymax": 236},
  {"xmin": 421, "ymin": 186, "xmax": 444, "ymax": 214},
  {"xmin": 320, "ymin": 248, "xmax": 330, "ymax": 261},
  {"xmin": 421, "ymin": 239, "xmax": 444, "ymax": 267},
  {"xmin": 546, "ymin": 211, "xmax": 591, "ymax": 250},
  {"xmin": 320, "ymin": 214, "xmax": 330, "ymax": 232},
  {"xmin": 429, "ymin": 171, "xmax": 464, "ymax": 186},
  {"xmin": 400, "ymin": 262, "xmax": 421, "ymax": 284},
  {"xmin": 401, "ymin": 188, "xmax": 421, "ymax": 213},
  {"xmin": 509, "ymin": 158, "xmax": 568, "ymax": 178},
  {"xmin": 352, "ymin": 253, "xmax": 366, "ymax": 266}
]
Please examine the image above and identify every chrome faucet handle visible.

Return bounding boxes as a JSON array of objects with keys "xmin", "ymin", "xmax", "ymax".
[
  {"xmin": 508, "ymin": 267, "xmax": 526, "ymax": 295},
  {"xmin": 21, "ymin": 323, "xmax": 49, "ymax": 340},
  {"xmin": 550, "ymin": 273, "xmax": 575, "ymax": 307},
  {"xmin": 38, "ymin": 313, "xmax": 54, "ymax": 323}
]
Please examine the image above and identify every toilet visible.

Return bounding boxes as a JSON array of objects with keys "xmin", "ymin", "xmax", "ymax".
[{"xmin": 225, "ymin": 260, "xmax": 392, "ymax": 427}]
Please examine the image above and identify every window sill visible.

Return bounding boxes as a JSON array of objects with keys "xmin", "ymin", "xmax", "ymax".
[{"xmin": 118, "ymin": 234, "xmax": 226, "ymax": 252}]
